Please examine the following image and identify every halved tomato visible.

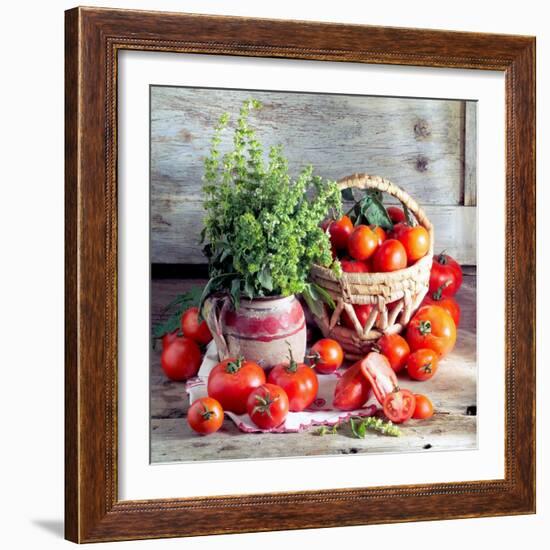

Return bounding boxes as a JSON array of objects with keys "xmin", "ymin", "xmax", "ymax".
[{"xmin": 383, "ymin": 390, "xmax": 416, "ymax": 424}]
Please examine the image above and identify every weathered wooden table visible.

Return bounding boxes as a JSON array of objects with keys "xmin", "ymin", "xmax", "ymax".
[{"xmin": 150, "ymin": 268, "xmax": 476, "ymax": 463}]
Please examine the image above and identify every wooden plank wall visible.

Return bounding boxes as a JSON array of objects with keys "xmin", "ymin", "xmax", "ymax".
[{"xmin": 151, "ymin": 87, "xmax": 477, "ymax": 265}]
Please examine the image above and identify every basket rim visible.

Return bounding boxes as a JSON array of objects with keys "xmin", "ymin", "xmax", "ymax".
[{"xmin": 311, "ymin": 253, "xmax": 433, "ymax": 284}]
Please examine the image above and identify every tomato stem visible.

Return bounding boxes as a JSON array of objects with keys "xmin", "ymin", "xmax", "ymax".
[
  {"xmin": 418, "ymin": 320, "xmax": 432, "ymax": 336},
  {"xmin": 437, "ymin": 251, "xmax": 448, "ymax": 265},
  {"xmin": 284, "ymin": 341, "xmax": 298, "ymax": 373},
  {"xmin": 225, "ymin": 356, "xmax": 244, "ymax": 374},
  {"xmin": 422, "ymin": 362, "xmax": 433, "ymax": 374},
  {"xmin": 251, "ymin": 390, "xmax": 278, "ymax": 417},
  {"xmin": 201, "ymin": 403, "xmax": 215, "ymax": 420}
]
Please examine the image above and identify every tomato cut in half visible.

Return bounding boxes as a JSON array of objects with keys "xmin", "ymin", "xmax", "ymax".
[
  {"xmin": 332, "ymin": 361, "xmax": 371, "ymax": 411},
  {"xmin": 383, "ymin": 389, "xmax": 416, "ymax": 424},
  {"xmin": 359, "ymin": 352, "xmax": 399, "ymax": 405}
]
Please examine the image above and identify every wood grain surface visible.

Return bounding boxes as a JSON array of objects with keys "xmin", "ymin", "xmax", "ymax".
[
  {"xmin": 150, "ymin": 270, "xmax": 477, "ymax": 463},
  {"xmin": 151, "ymin": 86, "xmax": 477, "ymax": 264},
  {"xmin": 65, "ymin": 7, "xmax": 535, "ymax": 543}
]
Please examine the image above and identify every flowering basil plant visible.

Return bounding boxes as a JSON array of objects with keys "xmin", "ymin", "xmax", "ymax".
[{"xmin": 200, "ymin": 99, "xmax": 341, "ymax": 315}]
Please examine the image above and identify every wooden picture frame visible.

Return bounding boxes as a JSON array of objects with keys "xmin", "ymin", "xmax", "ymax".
[{"xmin": 65, "ymin": 6, "xmax": 536, "ymax": 543}]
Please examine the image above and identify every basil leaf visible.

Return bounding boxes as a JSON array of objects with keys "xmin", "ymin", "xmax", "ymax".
[
  {"xmin": 243, "ymin": 279, "xmax": 255, "ymax": 300},
  {"xmin": 365, "ymin": 196, "xmax": 394, "ymax": 229},
  {"xmin": 230, "ymin": 278, "xmax": 241, "ymax": 310},
  {"xmin": 341, "ymin": 188, "xmax": 355, "ymax": 202},
  {"xmin": 301, "ymin": 284, "xmax": 324, "ymax": 318},
  {"xmin": 258, "ymin": 265, "xmax": 273, "ymax": 292},
  {"xmin": 402, "ymin": 202, "xmax": 415, "ymax": 226},
  {"xmin": 310, "ymin": 282, "xmax": 335, "ymax": 310}
]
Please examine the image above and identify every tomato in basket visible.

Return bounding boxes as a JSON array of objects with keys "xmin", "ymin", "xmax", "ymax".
[
  {"xmin": 348, "ymin": 225, "xmax": 379, "ymax": 261},
  {"xmin": 329, "ymin": 215, "xmax": 354, "ymax": 250},
  {"xmin": 371, "ymin": 239, "xmax": 407, "ymax": 272},
  {"xmin": 398, "ymin": 226, "xmax": 430, "ymax": 263}
]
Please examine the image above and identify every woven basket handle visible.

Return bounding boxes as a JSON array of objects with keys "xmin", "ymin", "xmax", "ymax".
[{"xmin": 337, "ymin": 173, "xmax": 434, "ymax": 252}]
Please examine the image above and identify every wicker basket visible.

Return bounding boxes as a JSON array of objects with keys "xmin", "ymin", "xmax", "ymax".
[{"xmin": 310, "ymin": 173, "xmax": 434, "ymax": 360}]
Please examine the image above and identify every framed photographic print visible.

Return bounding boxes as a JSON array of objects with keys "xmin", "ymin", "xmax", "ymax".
[{"xmin": 65, "ymin": 7, "xmax": 536, "ymax": 543}]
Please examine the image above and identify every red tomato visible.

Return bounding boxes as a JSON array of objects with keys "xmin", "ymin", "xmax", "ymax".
[
  {"xmin": 329, "ymin": 215, "xmax": 354, "ymax": 250},
  {"xmin": 372, "ymin": 239, "xmax": 407, "ymax": 272},
  {"xmin": 162, "ymin": 330, "xmax": 180, "ymax": 350},
  {"xmin": 247, "ymin": 384, "xmax": 289, "ymax": 429},
  {"xmin": 388, "ymin": 222, "xmax": 408, "ymax": 240},
  {"xmin": 413, "ymin": 394, "xmax": 434, "ymax": 420},
  {"xmin": 187, "ymin": 397, "xmax": 224, "ymax": 434},
  {"xmin": 341, "ymin": 304, "xmax": 376, "ymax": 330},
  {"xmin": 383, "ymin": 389, "xmax": 416, "ymax": 424},
  {"xmin": 421, "ymin": 287, "xmax": 461, "ymax": 326},
  {"xmin": 429, "ymin": 252, "xmax": 463, "ymax": 297},
  {"xmin": 348, "ymin": 225, "xmax": 379, "ymax": 261},
  {"xmin": 398, "ymin": 226, "xmax": 430, "ymax": 263},
  {"xmin": 370, "ymin": 225, "xmax": 386, "ymax": 247},
  {"xmin": 375, "ymin": 333, "xmax": 410, "ymax": 373},
  {"xmin": 268, "ymin": 355, "xmax": 318, "ymax": 412},
  {"xmin": 406, "ymin": 305, "xmax": 457, "ymax": 357},
  {"xmin": 207, "ymin": 357, "xmax": 266, "ymax": 414},
  {"xmin": 341, "ymin": 258, "xmax": 370, "ymax": 273},
  {"xmin": 160, "ymin": 337, "xmax": 202, "ymax": 381},
  {"xmin": 407, "ymin": 349, "xmax": 439, "ymax": 381},
  {"xmin": 309, "ymin": 338, "xmax": 344, "ymax": 374},
  {"xmin": 181, "ymin": 307, "xmax": 212, "ymax": 345},
  {"xmin": 387, "ymin": 206, "xmax": 406, "ymax": 224},
  {"xmin": 333, "ymin": 361, "xmax": 371, "ymax": 411}
]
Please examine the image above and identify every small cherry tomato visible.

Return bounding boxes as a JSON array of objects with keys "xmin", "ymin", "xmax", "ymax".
[
  {"xmin": 348, "ymin": 225, "xmax": 379, "ymax": 261},
  {"xmin": 375, "ymin": 333, "xmax": 410, "ymax": 373},
  {"xmin": 341, "ymin": 304, "xmax": 376, "ymax": 330},
  {"xmin": 187, "ymin": 397, "xmax": 224, "ymax": 434},
  {"xmin": 247, "ymin": 384, "xmax": 289, "ymax": 429},
  {"xmin": 268, "ymin": 352, "xmax": 318, "ymax": 412},
  {"xmin": 309, "ymin": 338, "xmax": 344, "ymax": 374},
  {"xmin": 383, "ymin": 389, "xmax": 416, "ymax": 424},
  {"xmin": 370, "ymin": 225, "xmax": 386, "ymax": 247},
  {"xmin": 160, "ymin": 337, "xmax": 202, "ymax": 381},
  {"xmin": 340, "ymin": 258, "xmax": 370, "ymax": 273},
  {"xmin": 372, "ymin": 239, "xmax": 407, "ymax": 272},
  {"xmin": 421, "ymin": 285, "xmax": 461, "ymax": 326},
  {"xmin": 181, "ymin": 307, "xmax": 212, "ymax": 345},
  {"xmin": 412, "ymin": 394, "xmax": 434, "ymax": 420},
  {"xmin": 398, "ymin": 226, "xmax": 430, "ymax": 263},
  {"xmin": 207, "ymin": 357, "xmax": 266, "ymax": 414},
  {"xmin": 407, "ymin": 349, "xmax": 439, "ymax": 381},
  {"xmin": 429, "ymin": 252, "xmax": 463, "ymax": 297},
  {"xmin": 329, "ymin": 215, "xmax": 354, "ymax": 250},
  {"xmin": 387, "ymin": 206, "xmax": 406, "ymax": 224},
  {"xmin": 406, "ymin": 305, "xmax": 457, "ymax": 357}
]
